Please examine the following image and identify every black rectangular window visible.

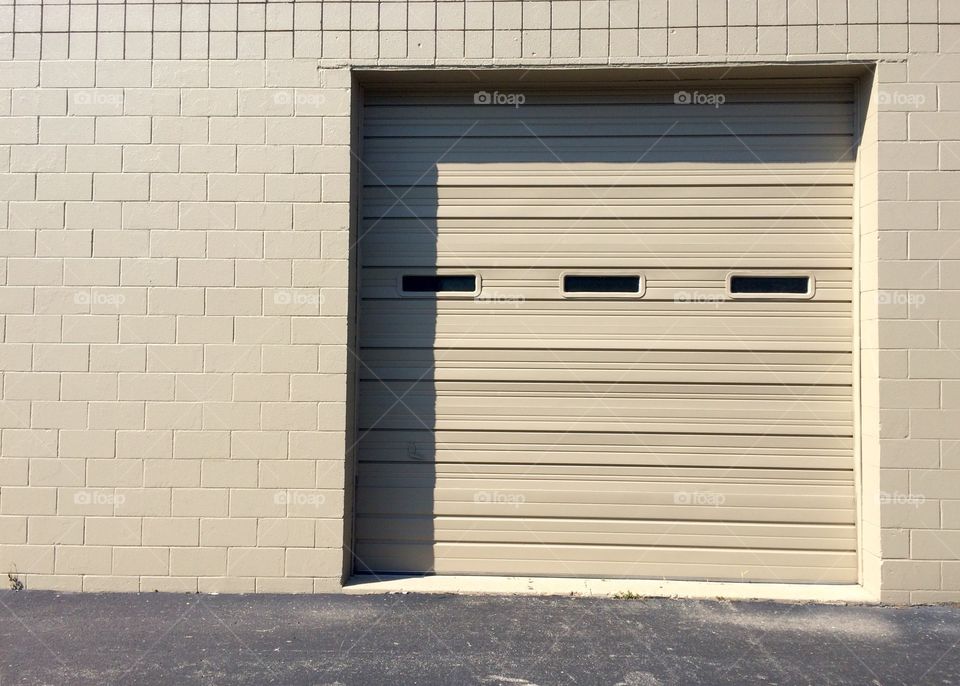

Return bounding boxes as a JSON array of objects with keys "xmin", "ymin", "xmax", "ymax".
[
  {"xmin": 401, "ymin": 274, "xmax": 477, "ymax": 293},
  {"xmin": 563, "ymin": 275, "xmax": 642, "ymax": 294},
  {"xmin": 729, "ymin": 275, "xmax": 811, "ymax": 295}
]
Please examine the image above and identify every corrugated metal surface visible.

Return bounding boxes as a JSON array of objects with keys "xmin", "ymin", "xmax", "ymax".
[{"xmin": 355, "ymin": 81, "xmax": 857, "ymax": 583}]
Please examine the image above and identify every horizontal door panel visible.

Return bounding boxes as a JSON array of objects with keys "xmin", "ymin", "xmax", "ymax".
[
  {"xmin": 355, "ymin": 491, "xmax": 855, "ymax": 523},
  {"xmin": 361, "ymin": 238, "xmax": 854, "ymax": 267},
  {"xmin": 358, "ymin": 462, "xmax": 853, "ymax": 483},
  {"xmin": 363, "ymin": 185, "xmax": 854, "ymax": 201},
  {"xmin": 363, "ymin": 202, "xmax": 853, "ymax": 220},
  {"xmin": 354, "ymin": 543, "xmax": 857, "ymax": 582},
  {"xmin": 357, "ymin": 430, "xmax": 852, "ymax": 469},
  {"xmin": 356, "ymin": 517, "xmax": 856, "ymax": 550}
]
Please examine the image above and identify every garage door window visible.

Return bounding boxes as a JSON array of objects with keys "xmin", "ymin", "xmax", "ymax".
[
  {"xmin": 561, "ymin": 274, "xmax": 645, "ymax": 298},
  {"xmin": 726, "ymin": 273, "xmax": 815, "ymax": 300},
  {"xmin": 399, "ymin": 273, "xmax": 481, "ymax": 297}
]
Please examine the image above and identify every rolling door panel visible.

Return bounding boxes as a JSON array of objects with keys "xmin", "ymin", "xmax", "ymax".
[{"xmin": 355, "ymin": 82, "xmax": 857, "ymax": 583}]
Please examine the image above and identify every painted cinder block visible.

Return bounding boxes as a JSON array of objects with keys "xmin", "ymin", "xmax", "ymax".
[{"xmin": 0, "ymin": 5, "xmax": 958, "ymax": 599}]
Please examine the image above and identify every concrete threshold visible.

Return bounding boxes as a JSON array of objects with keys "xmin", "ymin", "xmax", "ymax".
[{"xmin": 344, "ymin": 575, "xmax": 877, "ymax": 604}]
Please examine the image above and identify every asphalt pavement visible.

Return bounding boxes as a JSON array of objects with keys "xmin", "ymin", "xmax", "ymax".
[{"xmin": 1, "ymin": 591, "xmax": 958, "ymax": 685}]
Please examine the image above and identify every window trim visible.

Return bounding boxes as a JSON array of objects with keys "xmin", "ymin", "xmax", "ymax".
[
  {"xmin": 559, "ymin": 271, "xmax": 646, "ymax": 299},
  {"xmin": 396, "ymin": 271, "xmax": 482, "ymax": 298},
  {"xmin": 725, "ymin": 272, "xmax": 816, "ymax": 300}
]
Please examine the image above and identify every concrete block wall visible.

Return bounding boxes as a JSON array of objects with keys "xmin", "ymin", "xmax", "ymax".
[
  {"xmin": 0, "ymin": 59, "xmax": 352, "ymax": 593},
  {"xmin": 0, "ymin": 0, "xmax": 958, "ymax": 602}
]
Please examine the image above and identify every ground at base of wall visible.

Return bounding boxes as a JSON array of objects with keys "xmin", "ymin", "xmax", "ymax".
[{"xmin": 2, "ymin": 592, "xmax": 959, "ymax": 685}]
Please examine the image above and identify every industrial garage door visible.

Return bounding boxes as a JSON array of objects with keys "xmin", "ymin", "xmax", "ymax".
[{"xmin": 354, "ymin": 80, "xmax": 857, "ymax": 583}]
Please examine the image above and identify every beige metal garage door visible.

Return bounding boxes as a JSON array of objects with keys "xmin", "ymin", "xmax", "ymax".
[{"xmin": 355, "ymin": 80, "xmax": 857, "ymax": 584}]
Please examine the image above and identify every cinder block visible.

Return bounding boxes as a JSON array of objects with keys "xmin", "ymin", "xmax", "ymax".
[
  {"xmin": 173, "ymin": 431, "xmax": 230, "ymax": 460},
  {"xmin": 86, "ymin": 458, "xmax": 142, "ymax": 487},
  {"xmin": 233, "ymin": 376, "xmax": 291, "ymax": 403},
  {"xmin": 140, "ymin": 576, "xmax": 198, "ymax": 593},
  {"xmin": 256, "ymin": 577, "xmax": 314, "ymax": 593},
  {"xmin": 229, "ymin": 489, "xmax": 286, "ymax": 517},
  {"xmin": 83, "ymin": 576, "xmax": 140, "ymax": 592},
  {"xmin": 153, "ymin": 61, "xmax": 209, "ymax": 88},
  {"xmin": 258, "ymin": 461, "xmax": 316, "ymax": 489},
  {"xmin": 96, "ymin": 61, "xmax": 151, "ymax": 87},
  {"xmin": 210, "ymin": 61, "xmax": 264, "ymax": 87},
  {"xmin": 94, "ymin": 173, "xmax": 149, "ymax": 201},
  {"xmin": 178, "ymin": 259, "xmax": 236, "ymax": 287},
  {"xmin": 59, "ymin": 428, "xmax": 117, "ymax": 458},
  {"xmin": 201, "ymin": 402, "xmax": 261, "ymax": 430},
  {"xmin": 208, "ymin": 173, "xmax": 264, "ymax": 201},
  {"xmin": 227, "ymin": 547, "xmax": 284, "ymax": 576},
  {"xmin": 149, "ymin": 231, "xmax": 206, "ymax": 259},
  {"xmin": 113, "ymin": 547, "xmax": 170, "ymax": 576},
  {"xmin": 113, "ymin": 488, "xmax": 171, "ymax": 517},
  {"xmin": 912, "ymin": 530, "xmax": 960, "ymax": 560},
  {"xmin": 170, "ymin": 546, "xmax": 227, "ymax": 576},
  {"xmin": 172, "ymin": 488, "xmax": 229, "ymax": 517},
  {"xmin": 181, "ymin": 146, "xmax": 237, "ymax": 173},
  {"xmin": 149, "ymin": 173, "xmax": 207, "ymax": 202},
  {"xmin": 123, "ymin": 89, "xmax": 180, "ymax": 117},
  {"xmin": 118, "ymin": 373, "xmax": 175, "ymax": 401},
  {"xmin": 121, "ymin": 258, "xmax": 178, "ymax": 286},
  {"xmin": 152, "ymin": 117, "xmax": 209, "ymax": 145},
  {"xmin": 1, "ymin": 486, "xmax": 57, "ymax": 514},
  {"xmin": 142, "ymin": 517, "xmax": 199, "ymax": 546},
  {"xmin": 201, "ymin": 459, "xmax": 259, "ymax": 487},
  {"xmin": 55, "ymin": 546, "xmax": 112, "ymax": 575},
  {"xmin": 89, "ymin": 401, "xmax": 146, "ymax": 430},
  {"xmin": 201, "ymin": 517, "xmax": 257, "ymax": 546},
  {"xmin": 119, "ymin": 316, "xmax": 176, "ymax": 345},
  {"xmin": 881, "ymin": 559, "xmax": 940, "ymax": 590},
  {"xmin": 144, "ymin": 457, "xmax": 199, "ymax": 486},
  {"xmin": 41, "ymin": 61, "xmax": 95, "ymax": 88},
  {"xmin": 239, "ymin": 145, "xmax": 294, "ymax": 173},
  {"xmin": 122, "ymin": 145, "xmax": 178, "ymax": 173},
  {"xmin": 86, "ymin": 517, "xmax": 142, "ymax": 546},
  {"xmin": 26, "ymin": 516, "xmax": 82, "ymax": 544},
  {"xmin": 148, "ymin": 288, "xmax": 205, "ymax": 316},
  {"xmin": 285, "ymin": 547, "xmax": 341, "ymax": 577},
  {"xmin": 123, "ymin": 202, "xmax": 179, "ymax": 230},
  {"xmin": 182, "ymin": 89, "xmax": 238, "ymax": 116}
]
